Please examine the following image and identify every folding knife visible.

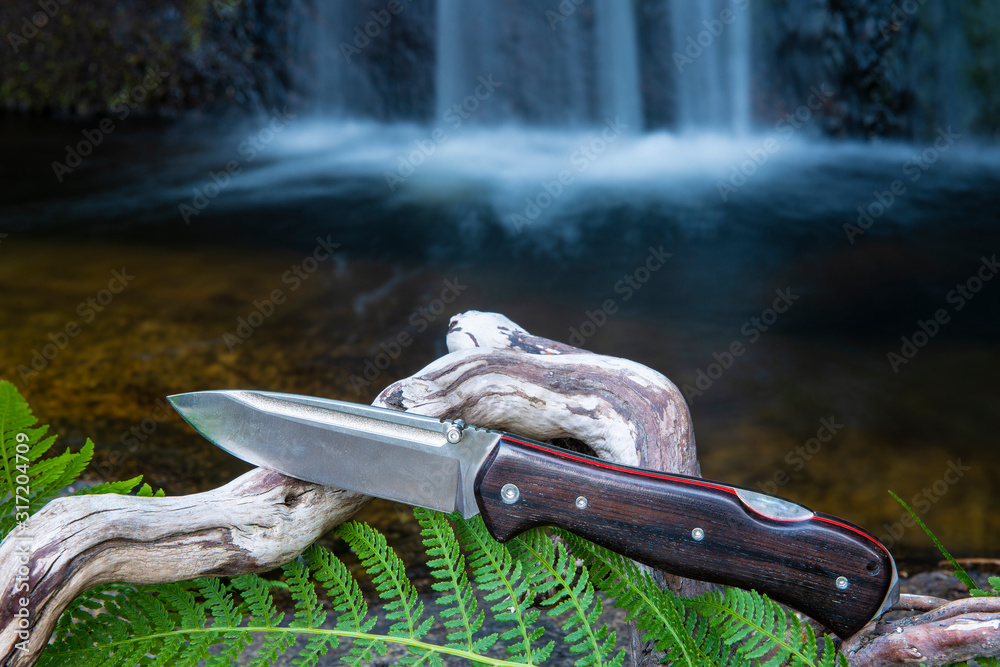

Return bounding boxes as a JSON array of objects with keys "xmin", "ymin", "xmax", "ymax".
[{"xmin": 168, "ymin": 389, "xmax": 898, "ymax": 638}]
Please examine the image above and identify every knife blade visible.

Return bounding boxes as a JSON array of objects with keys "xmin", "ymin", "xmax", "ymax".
[{"xmin": 168, "ymin": 389, "xmax": 898, "ymax": 638}]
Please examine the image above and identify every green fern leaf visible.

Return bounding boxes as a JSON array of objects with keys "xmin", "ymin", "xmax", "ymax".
[
  {"xmin": 199, "ymin": 577, "xmax": 252, "ymax": 664},
  {"xmin": 136, "ymin": 482, "xmax": 166, "ymax": 497},
  {"xmin": 455, "ymin": 514, "xmax": 554, "ymax": 664},
  {"xmin": 231, "ymin": 574, "xmax": 295, "ymax": 667},
  {"xmin": 340, "ymin": 519, "xmax": 437, "ymax": 665},
  {"xmin": 74, "ymin": 475, "xmax": 145, "ymax": 496},
  {"xmin": 685, "ymin": 588, "xmax": 846, "ymax": 667},
  {"xmin": 513, "ymin": 530, "xmax": 625, "ymax": 667},
  {"xmin": 0, "ymin": 381, "xmax": 149, "ymax": 539},
  {"xmin": 339, "ymin": 521, "xmax": 427, "ymax": 644},
  {"xmin": 305, "ymin": 543, "xmax": 385, "ymax": 665},
  {"xmin": 415, "ymin": 507, "xmax": 494, "ymax": 656},
  {"xmin": 559, "ymin": 530, "xmax": 707, "ymax": 666},
  {"xmin": 281, "ymin": 554, "xmax": 335, "ymax": 667}
]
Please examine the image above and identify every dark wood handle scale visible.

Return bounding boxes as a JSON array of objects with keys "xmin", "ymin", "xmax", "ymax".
[{"xmin": 474, "ymin": 435, "xmax": 897, "ymax": 639}]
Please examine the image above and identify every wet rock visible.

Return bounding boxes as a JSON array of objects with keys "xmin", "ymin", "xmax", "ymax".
[{"xmin": 0, "ymin": 0, "xmax": 301, "ymax": 116}]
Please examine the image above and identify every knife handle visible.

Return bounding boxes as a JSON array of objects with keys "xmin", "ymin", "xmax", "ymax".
[{"xmin": 474, "ymin": 435, "xmax": 896, "ymax": 639}]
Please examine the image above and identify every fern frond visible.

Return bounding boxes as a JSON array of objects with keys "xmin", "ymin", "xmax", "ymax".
[
  {"xmin": 512, "ymin": 530, "xmax": 624, "ymax": 667},
  {"xmin": 415, "ymin": 508, "xmax": 496, "ymax": 657},
  {"xmin": 282, "ymin": 554, "xmax": 335, "ymax": 667},
  {"xmin": 305, "ymin": 543, "xmax": 383, "ymax": 665},
  {"xmin": 231, "ymin": 574, "xmax": 296, "ymax": 667},
  {"xmin": 74, "ymin": 475, "xmax": 145, "ymax": 496},
  {"xmin": 684, "ymin": 588, "xmax": 845, "ymax": 667},
  {"xmin": 339, "ymin": 521, "xmax": 434, "ymax": 664},
  {"xmin": 559, "ymin": 530, "xmax": 707, "ymax": 666},
  {"xmin": 455, "ymin": 515, "xmax": 554, "ymax": 664},
  {"xmin": 0, "ymin": 381, "xmax": 146, "ymax": 539},
  {"xmin": 198, "ymin": 576, "xmax": 251, "ymax": 666}
]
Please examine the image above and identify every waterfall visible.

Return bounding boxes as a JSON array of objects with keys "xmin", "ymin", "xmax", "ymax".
[
  {"xmin": 594, "ymin": 0, "xmax": 645, "ymax": 130},
  {"xmin": 307, "ymin": 0, "xmax": 756, "ymax": 134},
  {"xmin": 435, "ymin": 0, "xmax": 463, "ymax": 121},
  {"xmin": 433, "ymin": 0, "xmax": 644, "ymax": 129},
  {"xmin": 728, "ymin": 1, "xmax": 751, "ymax": 135},
  {"xmin": 311, "ymin": 3, "xmax": 379, "ymax": 117},
  {"xmin": 669, "ymin": 0, "xmax": 751, "ymax": 134}
]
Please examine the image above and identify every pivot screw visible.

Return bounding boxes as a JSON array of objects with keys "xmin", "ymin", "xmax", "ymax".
[
  {"xmin": 692, "ymin": 528, "xmax": 705, "ymax": 541},
  {"xmin": 575, "ymin": 496, "xmax": 588, "ymax": 509},
  {"xmin": 836, "ymin": 576, "xmax": 849, "ymax": 590},
  {"xmin": 501, "ymin": 483, "xmax": 520, "ymax": 504},
  {"xmin": 446, "ymin": 420, "xmax": 466, "ymax": 444}
]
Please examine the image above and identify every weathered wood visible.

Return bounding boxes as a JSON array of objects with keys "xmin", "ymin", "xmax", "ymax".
[
  {"xmin": 1, "ymin": 309, "xmax": 993, "ymax": 667},
  {"xmin": 842, "ymin": 595, "xmax": 1000, "ymax": 666},
  {"xmin": 0, "ymin": 469, "xmax": 370, "ymax": 666},
  {"xmin": 0, "ymin": 310, "xmax": 698, "ymax": 666},
  {"xmin": 392, "ymin": 310, "xmax": 700, "ymax": 477}
]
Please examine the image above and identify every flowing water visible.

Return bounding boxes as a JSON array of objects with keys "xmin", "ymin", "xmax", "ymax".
[
  {"xmin": 2, "ymin": 0, "xmax": 999, "ymax": 564},
  {"xmin": 3, "ymin": 113, "xmax": 999, "ymax": 562}
]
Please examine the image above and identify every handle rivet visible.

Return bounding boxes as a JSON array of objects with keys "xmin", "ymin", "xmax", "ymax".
[
  {"xmin": 836, "ymin": 576, "xmax": 849, "ymax": 590},
  {"xmin": 691, "ymin": 528, "xmax": 705, "ymax": 541},
  {"xmin": 446, "ymin": 420, "xmax": 466, "ymax": 444},
  {"xmin": 575, "ymin": 496, "xmax": 588, "ymax": 509},
  {"xmin": 501, "ymin": 483, "xmax": 520, "ymax": 504}
]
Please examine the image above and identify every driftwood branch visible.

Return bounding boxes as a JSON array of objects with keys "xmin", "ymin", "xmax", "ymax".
[
  {"xmin": 0, "ymin": 470, "xmax": 370, "ymax": 666},
  {"xmin": 841, "ymin": 595, "xmax": 1000, "ymax": 666},
  {"xmin": 0, "ymin": 309, "xmax": 996, "ymax": 666},
  {"xmin": 0, "ymin": 310, "xmax": 697, "ymax": 666}
]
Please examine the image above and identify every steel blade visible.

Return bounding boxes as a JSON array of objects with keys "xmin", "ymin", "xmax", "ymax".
[{"xmin": 168, "ymin": 390, "xmax": 501, "ymax": 517}]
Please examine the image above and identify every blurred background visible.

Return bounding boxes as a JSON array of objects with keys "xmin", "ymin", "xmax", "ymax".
[{"xmin": 0, "ymin": 0, "xmax": 998, "ymax": 565}]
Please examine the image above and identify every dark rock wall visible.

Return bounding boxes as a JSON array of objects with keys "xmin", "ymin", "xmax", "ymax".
[
  {"xmin": 1, "ymin": 0, "xmax": 300, "ymax": 116},
  {"xmin": 751, "ymin": 0, "xmax": 916, "ymax": 139}
]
